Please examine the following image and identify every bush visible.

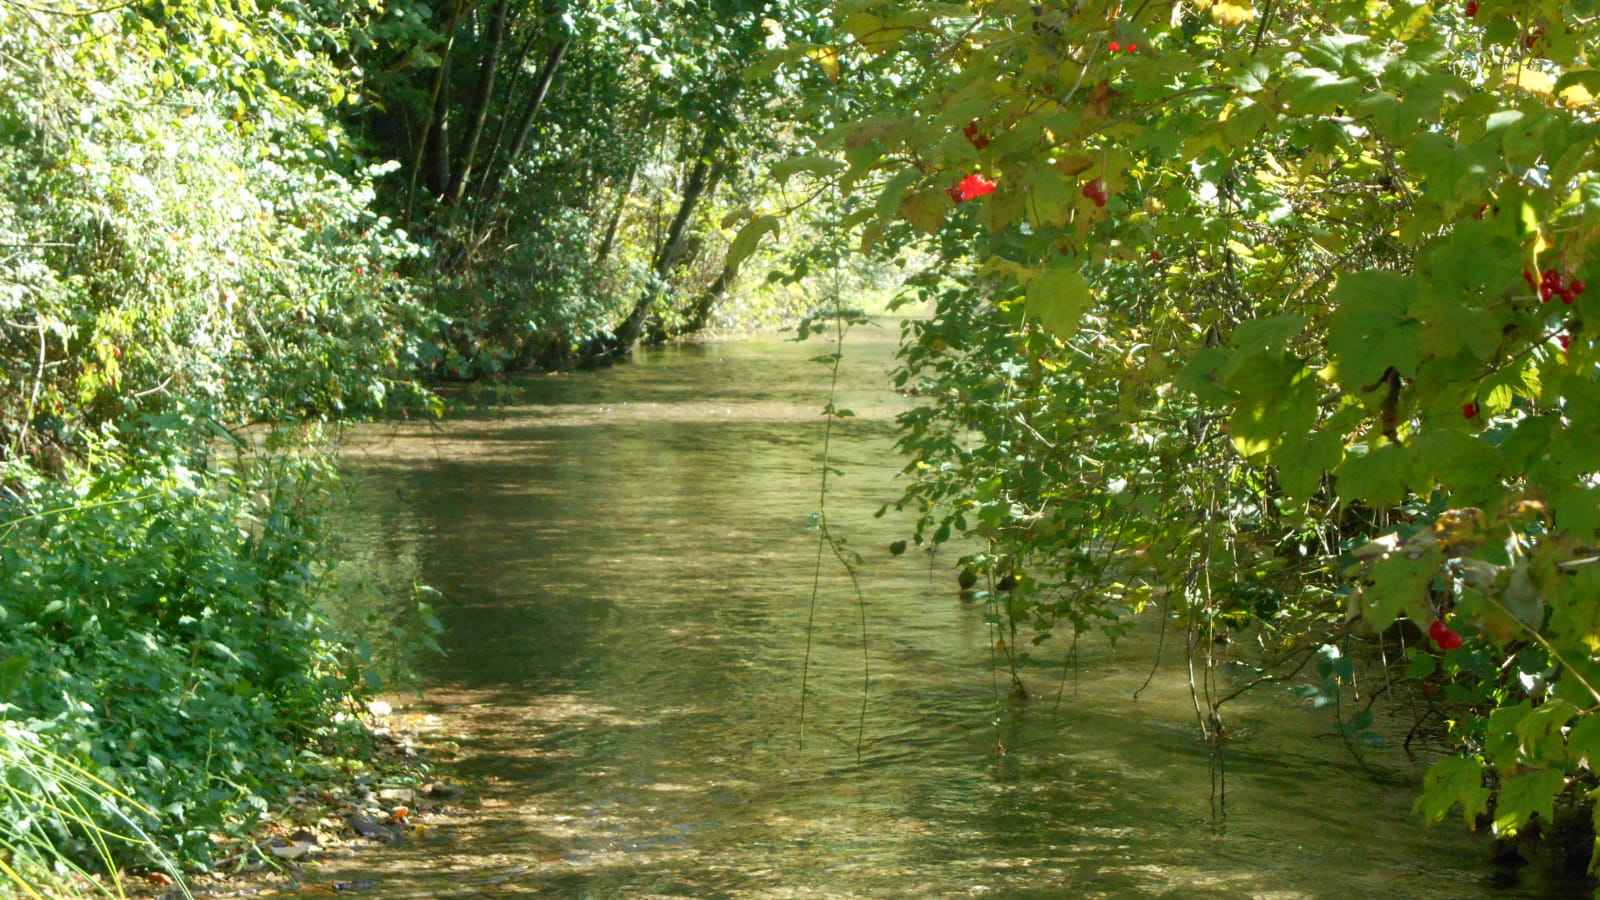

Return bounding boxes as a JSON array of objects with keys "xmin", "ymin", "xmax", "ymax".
[{"xmin": 0, "ymin": 422, "xmax": 360, "ymax": 872}]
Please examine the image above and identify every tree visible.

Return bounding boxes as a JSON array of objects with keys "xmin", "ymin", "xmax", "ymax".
[{"xmin": 787, "ymin": 0, "xmax": 1600, "ymax": 853}]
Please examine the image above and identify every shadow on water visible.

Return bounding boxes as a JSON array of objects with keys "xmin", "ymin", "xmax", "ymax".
[{"xmin": 321, "ymin": 325, "xmax": 1574, "ymax": 899}]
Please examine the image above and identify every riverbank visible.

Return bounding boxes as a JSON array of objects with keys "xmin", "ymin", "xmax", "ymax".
[{"xmin": 116, "ymin": 701, "xmax": 484, "ymax": 900}]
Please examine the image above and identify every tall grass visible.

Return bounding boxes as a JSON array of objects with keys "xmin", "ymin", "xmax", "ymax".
[{"xmin": 0, "ymin": 715, "xmax": 189, "ymax": 899}]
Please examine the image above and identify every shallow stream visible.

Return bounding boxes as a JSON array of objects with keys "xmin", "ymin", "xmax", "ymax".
[{"xmin": 331, "ymin": 324, "xmax": 1567, "ymax": 899}]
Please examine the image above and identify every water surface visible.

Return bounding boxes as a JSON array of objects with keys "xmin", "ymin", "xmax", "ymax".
[{"xmin": 331, "ymin": 324, "xmax": 1563, "ymax": 899}]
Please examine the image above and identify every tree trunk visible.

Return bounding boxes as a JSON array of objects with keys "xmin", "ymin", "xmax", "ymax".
[
  {"xmin": 612, "ymin": 129, "xmax": 720, "ymax": 350},
  {"xmin": 592, "ymin": 157, "xmax": 639, "ymax": 268},
  {"xmin": 444, "ymin": 0, "xmax": 511, "ymax": 208},
  {"xmin": 470, "ymin": 23, "xmax": 544, "ymax": 199},
  {"xmin": 480, "ymin": 36, "xmax": 570, "ymax": 209},
  {"xmin": 423, "ymin": 62, "xmax": 454, "ymax": 200},
  {"xmin": 682, "ymin": 258, "xmax": 736, "ymax": 336},
  {"xmin": 402, "ymin": 1, "xmax": 464, "ymax": 224}
]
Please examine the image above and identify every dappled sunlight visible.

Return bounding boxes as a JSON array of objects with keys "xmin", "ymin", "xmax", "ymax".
[{"xmin": 309, "ymin": 331, "xmax": 1550, "ymax": 899}]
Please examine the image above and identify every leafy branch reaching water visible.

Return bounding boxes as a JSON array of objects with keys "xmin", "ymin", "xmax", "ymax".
[{"xmin": 795, "ymin": 304, "xmax": 873, "ymax": 759}]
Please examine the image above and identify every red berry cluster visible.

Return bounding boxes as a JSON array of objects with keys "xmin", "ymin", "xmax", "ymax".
[
  {"xmin": 1558, "ymin": 332, "xmax": 1573, "ymax": 353},
  {"xmin": 1524, "ymin": 268, "xmax": 1586, "ymax": 304},
  {"xmin": 963, "ymin": 120, "xmax": 990, "ymax": 151},
  {"xmin": 1106, "ymin": 40, "xmax": 1138, "ymax": 53},
  {"xmin": 947, "ymin": 173, "xmax": 997, "ymax": 203},
  {"xmin": 1464, "ymin": 0, "xmax": 1478, "ymax": 18},
  {"xmin": 1081, "ymin": 179, "xmax": 1108, "ymax": 208},
  {"xmin": 1429, "ymin": 619, "xmax": 1464, "ymax": 650}
]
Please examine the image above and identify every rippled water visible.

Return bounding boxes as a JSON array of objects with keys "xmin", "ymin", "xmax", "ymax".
[{"xmin": 330, "ymin": 324, "xmax": 1569, "ymax": 899}]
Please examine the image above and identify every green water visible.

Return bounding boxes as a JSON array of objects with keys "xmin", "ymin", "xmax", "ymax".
[{"xmin": 330, "ymin": 324, "xmax": 1572, "ymax": 899}]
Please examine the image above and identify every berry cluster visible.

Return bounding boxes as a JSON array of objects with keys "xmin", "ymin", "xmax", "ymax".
[
  {"xmin": 947, "ymin": 173, "xmax": 997, "ymax": 203},
  {"xmin": 1523, "ymin": 268, "xmax": 1586, "ymax": 304},
  {"xmin": 1464, "ymin": 0, "xmax": 1477, "ymax": 18},
  {"xmin": 1081, "ymin": 179, "xmax": 1107, "ymax": 208},
  {"xmin": 1429, "ymin": 619, "xmax": 1464, "ymax": 651},
  {"xmin": 1106, "ymin": 40, "xmax": 1138, "ymax": 53}
]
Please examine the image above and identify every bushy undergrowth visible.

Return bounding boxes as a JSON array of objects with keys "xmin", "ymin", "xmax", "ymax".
[
  {"xmin": 0, "ymin": 424, "xmax": 366, "ymax": 877},
  {"xmin": 0, "ymin": 0, "xmax": 456, "ymax": 887}
]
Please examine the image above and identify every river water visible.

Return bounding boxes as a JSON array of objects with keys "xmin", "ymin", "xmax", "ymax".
[{"xmin": 331, "ymin": 323, "xmax": 1569, "ymax": 899}]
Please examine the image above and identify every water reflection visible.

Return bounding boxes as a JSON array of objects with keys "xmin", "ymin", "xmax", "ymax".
[{"xmin": 328, "ymin": 326, "xmax": 1562, "ymax": 899}]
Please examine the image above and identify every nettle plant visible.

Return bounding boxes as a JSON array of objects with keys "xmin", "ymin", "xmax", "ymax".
[{"xmin": 782, "ymin": 0, "xmax": 1600, "ymax": 846}]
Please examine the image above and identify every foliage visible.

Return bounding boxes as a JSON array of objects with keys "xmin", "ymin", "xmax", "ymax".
[
  {"xmin": 0, "ymin": 0, "xmax": 436, "ymax": 885},
  {"xmin": 349, "ymin": 0, "xmax": 847, "ymax": 364},
  {"xmin": 787, "ymin": 0, "xmax": 1600, "ymax": 857},
  {"xmin": 0, "ymin": 0, "xmax": 435, "ymax": 466},
  {"xmin": 0, "ymin": 424, "xmax": 367, "ymax": 874}
]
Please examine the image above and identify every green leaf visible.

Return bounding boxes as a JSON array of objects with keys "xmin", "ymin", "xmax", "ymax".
[
  {"xmin": 1408, "ymin": 430, "xmax": 1504, "ymax": 507},
  {"xmin": 1515, "ymin": 699, "xmax": 1581, "ymax": 762},
  {"xmin": 1175, "ymin": 347, "xmax": 1233, "ymax": 403},
  {"xmin": 1226, "ymin": 353, "xmax": 1319, "ymax": 462},
  {"xmin": 772, "ymin": 154, "xmax": 846, "ymax": 184},
  {"xmin": 1564, "ymin": 713, "xmax": 1600, "ymax": 767},
  {"xmin": 1326, "ymin": 271, "xmax": 1422, "ymax": 390},
  {"xmin": 1415, "ymin": 754, "xmax": 1490, "ymax": 827},
  {"xmin": 1360, "ymin": 545, "xmax": 1441, "ymax": 631},
  {"xmin": 1335, "ymin": 443, "xmax": 1409, "ymax": 508},
  {"xmin": 1024, "ymin": 267, "xmax": 1090, "ymax": 340},
  {"xmin": 1406, "ymin": 131, "xmax": 1500, "ymax": 211},
  {"xmin": 1277, "ymin": 429, "xmax": 1344, "ymax": 504},
  {"xmin": 724, "ymin": 215, "xmax": 779, "ymax": 276},
  {"xmin": 1225, "ymin": 314, "xmax": 1308, "ymax": 374},
  {"xmin": 1494, "ymin": 769, "xmax": 1565, "ymax": 836},
  {"xmin": 841, "ymin": 12, "xmax": 905, "ymax": 52}
]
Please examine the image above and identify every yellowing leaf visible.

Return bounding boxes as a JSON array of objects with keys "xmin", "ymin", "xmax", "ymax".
[
  {"xmin": 841, "ymin": 13, "xmax": 905, "ymax": 53},
  {"xmin": 1506, "ymin": 69, "xmax": 1555, "ymax": 98},
  {"xmin": 806, "ymin": 46, "xmax": 840, "ymax": 81},
  {"xmin": 1196, "ymin": 0, "xmax": 1256, "ymax": 26},
  {"xmin": 1053, "ymin": 154, "xmax": 1095, "ymax": 176},
  {"xmin": 898, "ymin": 189, "xmax": 947, "ymax": 235},
  {"xmin": 1024, "ymin": 267, "xmax": 1090, "ymax": 340}
]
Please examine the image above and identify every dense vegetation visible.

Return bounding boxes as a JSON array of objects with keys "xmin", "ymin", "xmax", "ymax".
[
  {"xmin": 8, "ymin": 0, "xmax": 1600, "ymax": 889},
  {"xmin": 0, "ymin": 0, "xmax": 820, "ymax": 889},
  {"xmin": 778, "ymin": 0, "xmax": 1600, "ymax": 871}
]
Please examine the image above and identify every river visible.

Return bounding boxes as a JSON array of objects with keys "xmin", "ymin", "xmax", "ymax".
[{"xmin": 329, "ymin": 322, "xmax": 1570, "ymax": 899}]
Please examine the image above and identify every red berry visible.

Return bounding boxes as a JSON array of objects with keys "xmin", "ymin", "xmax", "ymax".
[
  {"xmin": 1465, "ymin": 0, "xmax": 1478, "ymax": 17},
  {"xmin": 962, "ymin": 120, "xmax": 990, "ymax": 151},
  {"xmin": 950, "ymin": 173, "xmax": 997, "ymax": 203},
  {"xmin": 1463, "ymin": 402, "xmax": 1479, "ymax": 420},
  {"xmin": 1562, "ymin": 290, "xmax": 1576, "ymax": 305},
  {"xmin": 1437, "ymin": 629, "xmax": 1464, "ymax": 650},
  {"xmin": 1573, "ymin": 279, "xmax": 1587, "ymax": 295},
  {"xmin": 1559, "ymin": 333, "xmax": 1572, "ymax": 352},
  {"xmin": 1429, "ymin": 620, "xmax": 1450, "ymax": 642},
  {"xmin": 1125, "ymin": 43, "xmax": 1138, "ymax": 52},
  {"xmin": 1108, "ymin": 41, "xmax": 1121, "ymax": 52}
]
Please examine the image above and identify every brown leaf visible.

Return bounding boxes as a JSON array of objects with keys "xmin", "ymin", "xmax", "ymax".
[{"xmin": 1085, "ymin": 80, "xmax": 1121, "ymax": 118}]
